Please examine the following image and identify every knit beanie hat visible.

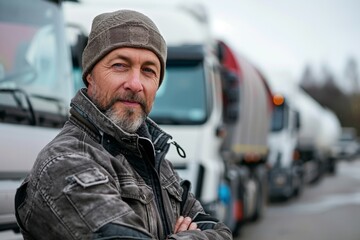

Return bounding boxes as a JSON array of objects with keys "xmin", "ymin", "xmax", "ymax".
[{"xmin": 82, "ymin": 9, "xmax": 167, "ymax": 86}]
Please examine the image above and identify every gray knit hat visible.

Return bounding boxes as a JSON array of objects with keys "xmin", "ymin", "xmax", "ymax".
[{"xmin": 82, "ymin": 9, "xmax": 167, "ymax": 86}]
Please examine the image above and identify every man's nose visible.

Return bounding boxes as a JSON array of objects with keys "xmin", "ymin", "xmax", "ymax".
[{"xmin": 124, "ymin": 70, "xmax": 143, "ymax": 92}]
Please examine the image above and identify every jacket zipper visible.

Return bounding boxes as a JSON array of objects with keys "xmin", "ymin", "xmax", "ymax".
[{"xmin": 139, "ymin": 137, "xmax": 172, "ymax": 237}]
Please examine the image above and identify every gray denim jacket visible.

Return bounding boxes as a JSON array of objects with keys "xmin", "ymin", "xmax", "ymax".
[{"xmin": 15, "ymin": 89, "xmax": 232, "ymax": 240}]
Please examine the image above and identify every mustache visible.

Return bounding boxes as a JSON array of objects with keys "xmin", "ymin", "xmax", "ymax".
[{"xmin": 107, "ymin": 92, "xmax": 147, "ymax": 111}]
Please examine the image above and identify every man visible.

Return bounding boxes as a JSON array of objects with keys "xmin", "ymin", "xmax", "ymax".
[{"xmin": 15, "ymin": 9, "xmax": 232, "ymax": 240}]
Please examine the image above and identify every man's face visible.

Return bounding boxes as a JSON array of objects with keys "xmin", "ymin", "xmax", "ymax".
[{"xmin": 86, "ymin": 47, "xmax": 161, "ymax": 133}]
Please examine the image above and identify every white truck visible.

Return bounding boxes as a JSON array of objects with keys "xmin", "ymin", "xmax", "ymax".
[
  {"xmin": 0, "ymin": 0, "xmax": 74, "ymax": 231},
  {"xmin": 266, "ymin": 92, "xmax": 303, "ymax": 199},
  {"xmin": 267, "ymin": 73, "xmax": 341, "ymax": 184},
  {"xmin": 333, "ymin": 127, "xmax": 360, "ymax": 161}
]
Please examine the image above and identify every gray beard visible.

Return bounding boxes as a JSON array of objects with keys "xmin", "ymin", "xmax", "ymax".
[{"xmin": 104, "ymin": 107, "xmax": 145, "ymax": 133}]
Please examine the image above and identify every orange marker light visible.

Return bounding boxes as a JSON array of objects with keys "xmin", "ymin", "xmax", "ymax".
[{"xmin": 273, "ymin": 94, "xmax": 284, "ymax": 106}]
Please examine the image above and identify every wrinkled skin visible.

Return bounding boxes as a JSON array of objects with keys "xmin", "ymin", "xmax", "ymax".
[{"xmin": 86, "ymin": 47, "xmax": 160, "ymax": 133}]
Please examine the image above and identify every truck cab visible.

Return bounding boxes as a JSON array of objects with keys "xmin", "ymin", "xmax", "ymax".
[
  {"xmin": 0, "ymin": 0, "xmax": 73, "ymax": 231},
  {"xmin": 267, "ymin": 72, "xmax": 342, "ymax": 184},
  {"xmin": 267, "ymin": 93, "xmax": 303, "ymax": 199},
  {"xmin": 150, "ymin": 44, "xmax": 225, "ymax": 215}
]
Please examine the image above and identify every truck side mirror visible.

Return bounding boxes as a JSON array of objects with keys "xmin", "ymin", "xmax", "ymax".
[
  {"xmin": 71, "ymin": 33, "xmax": 88, "ymax": 68},
  {"xmin": 66, "ymin": 23, "xmax": 88, "ymax": 68},
  {"xmin": 221, "ymin": 69, "xmax": 240, "ymax": 123},
  {"xmin": 66, "ymin": 24, "xmax": 88, "ymax": 91}
]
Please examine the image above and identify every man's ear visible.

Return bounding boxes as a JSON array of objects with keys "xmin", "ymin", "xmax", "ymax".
[{"xmin": 86, "ymin": 73, "xmax": 93, "ymax": 86}]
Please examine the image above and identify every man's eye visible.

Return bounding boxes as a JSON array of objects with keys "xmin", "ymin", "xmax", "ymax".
[
  {"xmin": 143, "ymin": 67, "xmax": 156, "ymax": 74},
  {"xmin": 113, "ymin": 63, "xmax": 126, "ymax": 69}
]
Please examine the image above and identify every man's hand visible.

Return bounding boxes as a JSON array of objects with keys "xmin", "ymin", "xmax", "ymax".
[{"xmin": 174, "ymin": 216, "xmax": 200, "ymax": 233}]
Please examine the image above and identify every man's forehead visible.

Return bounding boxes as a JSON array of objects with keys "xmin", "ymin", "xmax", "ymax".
[{"xmin": 105, "ymin": 48, "xmax": 161, "ymax": 65}]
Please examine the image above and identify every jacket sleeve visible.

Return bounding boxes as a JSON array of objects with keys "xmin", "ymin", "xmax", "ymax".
[
  {"xmin": 93, "ymin": 223, "xmax": 152, "ymax": 240},
  {"xmin": 167, "ymin": 179, "xmax": 233, "ymax": 240}
]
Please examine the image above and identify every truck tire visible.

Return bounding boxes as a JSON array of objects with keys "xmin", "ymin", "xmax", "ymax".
[
  {"xmin": 249, "ymin": 176, "xmax": 267, "ymax": 222},
  {"xmin": 293, "ymin": 172, "xmax": 304, "ymax": 197},
  {"xmin": 327, "ymin": 157, "xmax": 337, "ymax": 175}
]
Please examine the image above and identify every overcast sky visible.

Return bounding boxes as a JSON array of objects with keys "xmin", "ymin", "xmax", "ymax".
[{"xmin": 200, "ymin": 0, "xmax": 360, "ymax": 86}]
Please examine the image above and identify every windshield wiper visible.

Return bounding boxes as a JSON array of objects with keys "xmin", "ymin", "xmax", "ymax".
[{"xmin": 0, "ymin": 88, "xmax": 37, "ymax": 125}]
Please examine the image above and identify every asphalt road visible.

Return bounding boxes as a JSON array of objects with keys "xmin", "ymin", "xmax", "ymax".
[
  {"xmin": 237, "ymin": 158, "xmax": 360, "ymax": 240},
  {"xmin": 2, "ymin": 159, "xmax": 360, "ymax": 240}
]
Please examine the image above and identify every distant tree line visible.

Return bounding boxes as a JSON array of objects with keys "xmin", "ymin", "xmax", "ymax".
[{"xmin": 299, "ymin": 57, "xmax": 360, "ymax": 136}]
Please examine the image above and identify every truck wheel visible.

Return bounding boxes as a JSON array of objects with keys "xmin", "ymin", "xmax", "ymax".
[
  {"xmin": 293, "ymin": 173, "xmax": 304, "ymax": 197},
  {"xmin": 249, "ymin": 177, "xmax": 266, "ymax": 222},
  {"xmin": 309, "ymin": 159, "xmax": 323, "ymax": 184},
  {"xmin": 327, "ymin": 157, "xmax": 337, "ymax": 175}
]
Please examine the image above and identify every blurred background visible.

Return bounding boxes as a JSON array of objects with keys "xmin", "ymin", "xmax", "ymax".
[
  {"xmin": 1, "ymin": 0, "xmax": 360, "ymax": 240},
  {"xmin": 203, "ymin": 0, "xmax": 360, "ymax": 135}
]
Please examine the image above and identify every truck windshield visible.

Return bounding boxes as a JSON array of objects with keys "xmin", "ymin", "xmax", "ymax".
[
  {"xmin": 271, "ymin": 105, "xmax": 288, "ymax": 131},
  {"xmin": 0, "ymin": 0, "xmax": 72, "ymax": 127},
  {"xmin": 150, "ymin": 60, "xmax": 207, "ymax": 125}
]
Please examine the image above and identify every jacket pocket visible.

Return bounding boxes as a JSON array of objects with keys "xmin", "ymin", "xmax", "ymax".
[
  {"xmin": 120, "ymin": 181, "xmax": 154, "ymax": 204},
  {"xmin": 119, "ymin": 180, "xmax": 154, "ymax": 233},
  {"xmin": 63, "ymin": 167, "xmax": 125, "ymax": 232},
  {"xmin": 163, "ymin": 177, "xmax": 183, "ymax": 202},
  {"xmin": 162, "ymin": 175, "xmax": 183, "ymax": 218},
  {"xmin": 68, "ymin": 167, "xmax": 109, "ymax": 188}
]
